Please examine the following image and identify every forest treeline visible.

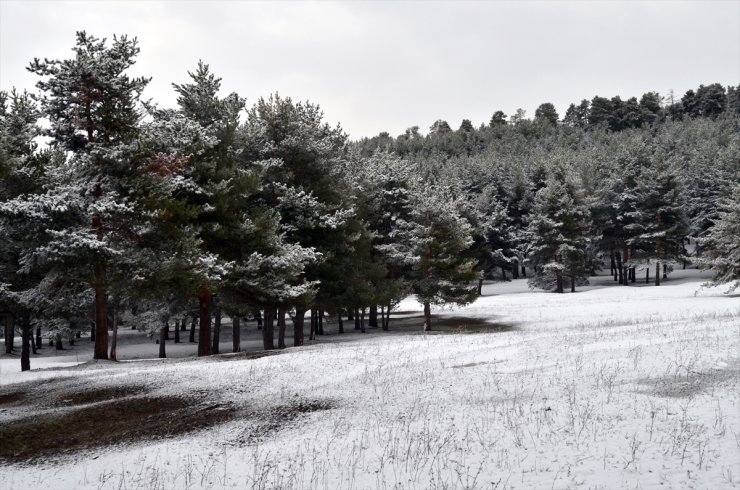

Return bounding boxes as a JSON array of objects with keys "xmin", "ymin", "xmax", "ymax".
[{"xmin": 1, "ymin": 33, "xmax": 738, "ymax": 371}]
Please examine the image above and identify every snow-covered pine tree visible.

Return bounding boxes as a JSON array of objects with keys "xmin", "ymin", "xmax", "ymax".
[
  {"xmin": 629, "ymin": 153, "xmax": 687, "ymax": 285},
  {"xmin": 241, "ymin": 94, "xmax": 350, "ymax": 346},
  {"xmin": 170, "ymin": 61, "xmax": 252, "ymax": 355},
  {"xmin": 0, "ymin": 89, "xmax": 46, "ymax": 370},
  {"xmin": 24, "ymin": 32, "xmax": 149, "ymax": 360},
  {"xmin": 408, "ymin": 181, "xmax": 478, "ymax": 330},
  {"xmin": 525, "ymin": 172, "xmax": 590, "ymax": 293},
  {"xmin": 699, "ymin": 183, "xmax": 740, "ymax": 290},
  {"xmin": 324, "ymin": 150, "xmax": 412, "ymax": 332}
]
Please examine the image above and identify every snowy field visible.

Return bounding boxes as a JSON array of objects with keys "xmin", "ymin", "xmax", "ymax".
[{"xmin": 1, "ymin": 269, "xmax": 739, "ymax": 489}]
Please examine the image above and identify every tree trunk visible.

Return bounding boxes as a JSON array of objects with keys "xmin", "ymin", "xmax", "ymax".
[
  {"xmin": 555, "ymin": 268, "xmax": 563, "ymax": 293},
  {"xmin": 385, "ymin": 301, "xmax": 392, "ymax": 330},
  {"xmin": 571, "ymin": 274, "xmax": 575, "ymax": 293},
  {"xmin": 174, "ymin": 318, "xmax": 181, "ymax": 344},
  {"xmin": 354, "ymin": 307, "xmax": 360, "ymax": 330},
  {"xmin": 477, "ymin": 278, "xmax": 483, "ymax": 296},
  {"xmin": 110, "ymin": 307, "xmax": 118, "ymax": 361},
  {"xmin": 181, "ymin": 319, "xmax": 187, "ymax": 331},
  {"xmin": 212, "ymin": 301, "xmax": 221, "ymax": 354},
  {"xmin": 501, "ymin": 264, "xmax": 507, "ymax": 280},
  {"xmin": 232, "ymin": 316, "xmax": 241, "ymax": 352},
  {"xmin": 256, "ymin": 310, "xmax": 263, "ymax": 330},
  {"xmin": 189, "ymin": 314, "xmax": 196, "ymax": 343},
  {"xmin": 293, "ymin": 307, "xmax": 306, "ymax": 347},
  {"xmin": 623, "ymin": 266, "xmax": 629, "ymax": 286},
  {"xmin": 93, "ymin": 281, "xmax": 109, "ymax": 360},
  {"xmin": 369, "ymin": 306, "xmax": 378, "ymax": 328},
  {"xmin": 263, "ymin": 308, "xmax": 275, "ymax": 350},
  {"xmin": 309, "ymin": 308, "xmax": 316, "ymax": 341},
  {"xmin": 164, "ymin": 320, "xmax": 170, "ymax": 341},
  {"xmin": 317, "ymin": 309, "xmax": 324, "ymax": 335},
  {"xmin": 4, "ymin": 315, "xmax": 13, "ymax": 354},
  {"xmin": 655, "ymin": 236, "xmax": 661, "ymax": 286},
  {"xmin": 423, "ymin": 301, "xmax": 432, "ymax": 331},
  {"xmin": 277, "ymin": 308, "xmax": 286, "ymax": 349},
  {"xmin": 20, "ymin": 315, "xmax": 31, "ymax": 372},
  {"xmin": 615, "ymin": 248, "xmax": 623, "ymax": 284},
  {"xmin": 197, "ymin": 288, "xmax": 212, "ymax": 356},
  {"xmin": 159, "ymin": 321, "xmax": 167, "ymax": 358},
  {"xmin": 646, "ymin": 265, "xmax": 650, "ymax": 284},
  {"xmin": 622, "ymin": 233, "xmax": 629, "ymax": 264},
  {"xmin": 30, "ymin": 325, "xmax": 37, "ymax": 354},
  {"xmin": 610, "ymin": 250, "xmax": 616, "ymax": 278},
  {"xmin": 513, "ymin": 259, "xmax": 519, "ymax": 279},
  {"xmin": 35, "ymin": 325, "xmax": 42, "ymax": 350},
  {"xmin": 338, "ymin": 312, "xmax": 344, "ymax": 334},
  {"xmin": 55, "ymin": 332, "xmax": 63, "ymax": 350},
  {"xmin": 521, "ymin": 265, "xmax": 526, "ymax": 277},
  {"xmin": 360, "ymin": 308, "xmax": 366, "ymax": 333}
]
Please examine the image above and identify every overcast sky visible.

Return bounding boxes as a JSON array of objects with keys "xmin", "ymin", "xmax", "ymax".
[{"xmin": 1, "ymin": 1, "xmax": 738, "ymax": 139}]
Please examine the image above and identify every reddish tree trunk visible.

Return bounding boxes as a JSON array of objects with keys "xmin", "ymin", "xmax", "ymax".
[{"xmin": 198, "ymin": 289, "xmax": 212, "ymax": 356}]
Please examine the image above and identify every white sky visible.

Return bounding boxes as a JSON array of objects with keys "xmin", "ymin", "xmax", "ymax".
[{"xmin": 1, "ymin": 1, "xmax": 738, "ymax": 139}]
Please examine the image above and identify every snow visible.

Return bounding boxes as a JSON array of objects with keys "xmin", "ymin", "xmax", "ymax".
[{"xmin": 1, "ymin": 269, "xmax": 739, "ymax": 489}]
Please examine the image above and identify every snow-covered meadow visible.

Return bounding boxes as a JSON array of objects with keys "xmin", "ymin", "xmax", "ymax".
[{"xmin": 1, "ymin": 269, "xmax": 738, "ymax": 489}]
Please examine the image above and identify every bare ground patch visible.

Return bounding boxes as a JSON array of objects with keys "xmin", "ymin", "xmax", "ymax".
[
  {"xmin": 0, "ymin": 395, "xmax": 236, "ymax": 464},
  {"xmin": 383, "ymin": 314, "xmax": 516, "ymax": 334},
  {"xmin": 234, "ymin": 399, "xmax": 335, "ymax": 446}
]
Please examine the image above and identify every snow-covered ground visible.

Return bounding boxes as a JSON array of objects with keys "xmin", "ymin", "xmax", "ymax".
[{"xmin": 1, "ymin": 269, "xmax": 738, "ymax": 489}]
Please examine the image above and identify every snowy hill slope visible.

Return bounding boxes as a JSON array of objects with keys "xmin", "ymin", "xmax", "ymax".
[{"xmin": 1, "ymin": 269, "xmax": 738, "ymax": 489}]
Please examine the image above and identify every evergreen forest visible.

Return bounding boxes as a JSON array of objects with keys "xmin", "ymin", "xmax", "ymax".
[{"xmin": 2, "ymin": 32, "xmax": 739, "ymax": 372}]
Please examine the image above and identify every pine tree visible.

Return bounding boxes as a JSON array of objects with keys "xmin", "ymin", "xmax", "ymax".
[
  {"xmin": 526, "ymin": 172, "xmax": 590, "ymax": 293},
  {"xmin": 408, "ymin": 182, "xmax": 478, "ymax": 330},
  {"xmin": 24, "ymin": 32, "xmax": 150, "ymax": 360},
  {"xmin": 0, "ymin": 89, "xmax": 46, "ymax": 370},
  {"xmin": 241, "ymin": 94, "xmax": 350, "ymax": 346},
  {"xmin": 630, "ymin": 154, "xmax": 687, "ymax": 285},
  {"xmin": 699, "ymin": 184, "xmax": 740, "ymax": 290}
]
